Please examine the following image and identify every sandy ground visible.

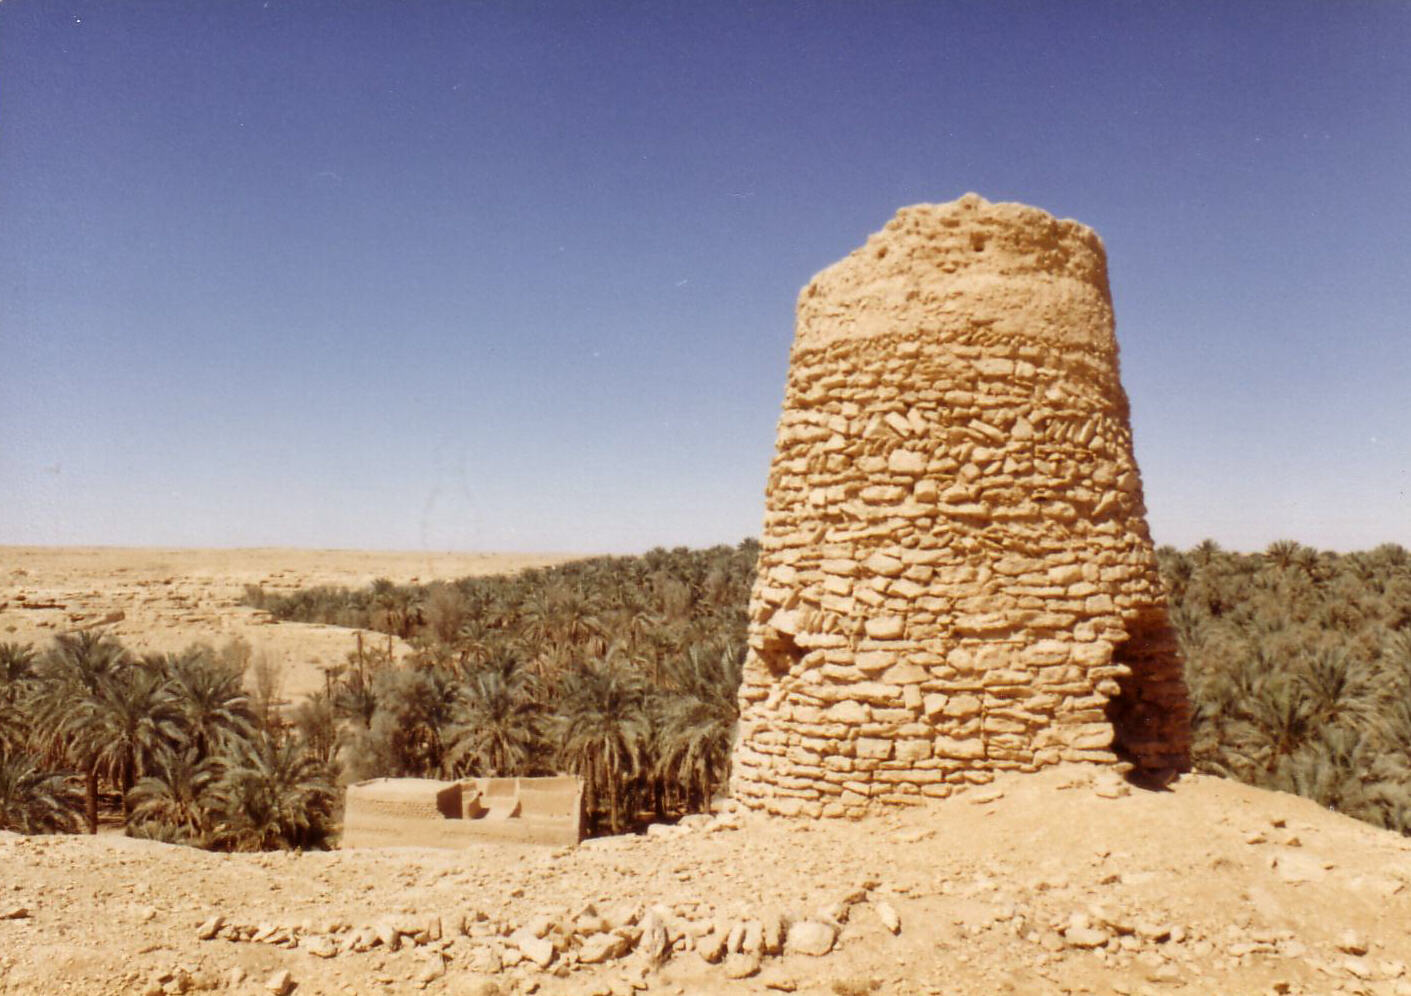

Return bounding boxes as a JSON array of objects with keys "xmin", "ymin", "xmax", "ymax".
[
  {"xmin": 0, "ymin": 547, "xmax": 573, "ymax": 700},
  {"xmin": 2, "ymin": 765, "xmax": 1411, "ymax": 995}
]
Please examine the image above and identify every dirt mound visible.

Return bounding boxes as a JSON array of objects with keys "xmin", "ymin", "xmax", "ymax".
[{"xmin": 3, "ymin": 767, "xmax": 1409, "ymax": 995}]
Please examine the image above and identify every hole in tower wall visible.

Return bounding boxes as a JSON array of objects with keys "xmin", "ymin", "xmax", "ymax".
[
  {"xmin": 759, "ymin": 629, "xmax": 806, "ymax": 676},
  {"xmin": 1104, "ymin": 611, "xmax": 1185, "ymax": 786}
]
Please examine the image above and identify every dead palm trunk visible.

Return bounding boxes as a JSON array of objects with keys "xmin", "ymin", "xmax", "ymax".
[{"xmin": 85, "ymin": 765, "xmax": 98, "ymax": 834}]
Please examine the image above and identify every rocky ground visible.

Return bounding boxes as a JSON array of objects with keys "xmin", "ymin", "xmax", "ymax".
[
  {"xmin": 4, "ymin": 765, "xmax": 1410, "ymax": 996},
  {"xmin": 0, "ymin": 548, "xmax": 570, "ymax": 700}
]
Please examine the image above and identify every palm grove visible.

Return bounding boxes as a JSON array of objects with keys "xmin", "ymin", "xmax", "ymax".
[{"xmin": 3, "ymin": 539, "xmax": 1411, "ymax": 846}]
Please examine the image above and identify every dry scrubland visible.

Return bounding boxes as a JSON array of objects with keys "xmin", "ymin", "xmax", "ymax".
[{"xmin": 0, "ymin": 547, "xmax": 572, "ymax": 701}]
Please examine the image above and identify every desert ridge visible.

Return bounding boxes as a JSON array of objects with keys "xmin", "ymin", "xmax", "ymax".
[{"xmin": 0, "ymin": 547, "xmax": 574, "ymax": 701}]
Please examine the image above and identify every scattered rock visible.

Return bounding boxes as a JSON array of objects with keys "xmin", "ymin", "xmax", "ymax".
[
  {"xmin": 1092, "ymin": 772, "xmax": 1130, "ymax": 799},
  {"xmin": 375, "ymin": 921, "xmax": 401, "ymax": 951},
  {"xmin": 467, "ymin": 944, "xmax": 503, "ymax": 974},
  {"xmin": 510, "ymin": 929, "xmax": 555, "ymax": 969},
  {"xmin": 1344, "ymin": 957, "xmax": 1373, "ymax": 980},
  {"xmin": 416, "ymin": 953, "xmax": 447, "ymax": 984},
  {"xmin": 1064, "ymin": 926, "xmax": 1110, "ymax": 949},
  {"xmin": 305, "ymin": 935, "xmax": 338, "ymax": 958},
  {"xmin": 696, "ymin": 929, "xmax": 728, "ymax": 964},
  {"xmin": 786, "ymin": 920, "xmax": 836, "ymax": 957},
  {"xmin": 454, "ymin": 982, "xmax": 504, "ymax": 996},
  {"xmin": 760, "ymin": 911, "xmax": 785, "ymax": 956},
  {"xmin": 194, "ymin": 915, "xmax": 224, "ymax": 941},
  {"xmin": 578, "ymin": 932, "xmax": 630, "ymax": 964},
  {"xmin": 1339, "ymin": 929, "xmax": 1370, "ymax": 956},
  {"xmin": 0, "ymin": 907, "xmax": 30, "ymax": 920},
  {"xmin": 874, "ymin": 902, "xmax": 901, "ymax": 935},
  {"xmin": 723, "ymin": 950, "xmax": 762, "ymax": 979},
  {"xmin": 636, "ymin": 909, "xmax": 670, "ymax": 968},
  {"xmin": 1063, "ymin": 914, "xmax": 1110, "ymax": 949},
  {"xmin": 264, "ymin": 969, "xmax": 294, "ymax": 996}
]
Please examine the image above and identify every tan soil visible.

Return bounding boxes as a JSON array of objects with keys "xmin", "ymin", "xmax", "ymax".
[
  {"xmin": 0, "ymin": 547, "xmax": 573, "ymax": 702},
  {"xmin": 3, "ymin": 766, "xmax": 1411, "ymax": 995}
]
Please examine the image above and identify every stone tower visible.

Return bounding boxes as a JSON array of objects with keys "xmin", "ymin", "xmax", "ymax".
[{"xmin": 731, "ymin": 194, "xmax": 1190, "ymax": 819}]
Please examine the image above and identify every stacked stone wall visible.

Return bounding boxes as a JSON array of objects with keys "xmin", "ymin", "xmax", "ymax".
[{"xmin": 731, "ymin": 194, "xmax": 1190, "ymax": 819}]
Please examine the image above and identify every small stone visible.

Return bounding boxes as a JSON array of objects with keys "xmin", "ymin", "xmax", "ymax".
[
  {"xmin": 1064, "ymin": 926, "xmax": 1111, "ymax": 949},
  {"xmin": 723, "ymin": 951, "xmax": 762, "ymax": 979},
  {"xmin": 195, "ymin": 915, "xmax": 224, "ymax": 940},
  {"xmin": 304, "ymin": 935, "xmax": 338, "ymax": 958},
  {"xmin": 760, "ymin": 912, "xmax": 785, "ymax": 956},
  {"xmin": 458, "ymin": 983, "xmax": 504, "ymax": 996},
  {"xmin": 468, "ymin": 944, "xmax": 503, "ymax": 974},
  {"xmin": 863, "ymin": 617, "xmax": 905, "ymax": 639},
  {"xmin": 416, "ymin": 953, "xmax": 447, "ymax": 984},
  {"xmin": 0, "ymin": 907, "xmax": 30, "ymax": 920},
  {"xmin": 1133, "ymin": 921, "xmax": 1171, "ymax": 942},
  {"xmin": 636, "ymin": 909, "xmax": 670, "ymax": 967},
  {"xmin": 1147, "ymin": 964, "xmax": 1181, "ymax": 984},
  {"xmin": 1092, "ymin": 772, "xmax": 1130, "ymax": 799},
  {"xmin": 696, "ymin": 929, "xmax": 728, "ymax": 964},
  {"xmin": 741, "ymin": 920, "xmax": 764, "ymax": 956},
  {"xmin": 375, "ymin": 921, "xmax": 401, "ymax": 951},
  {"xmin": 1344, "ymin": 957, "xmax": 1373, "ymax": 979},
  {"xmin": 786, "ymin": 920, "xmax": 836, "ymax": 957},
  {"xmin": 578, "ymin": 932, "xmax": 630, "ymax": 964},
  {"xmin": 511, "ymin": 929, "xmax": 555, "ymax": 968},
  {"xmin": 875, "ymin": 902, "xmax": 901, "ymax": 935},
  {"xmin": 264, "ymin": 969, "xmax": 294, "ymax": 996},
  {"xmin": 1338, "ymin": 929, "xmax": 1369, "ymax": 956}
]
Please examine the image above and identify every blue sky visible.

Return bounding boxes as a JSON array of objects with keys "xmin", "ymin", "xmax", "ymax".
[{"xmin": 1, "ymin": 1, "xmax": 1407, "ymax": 554}]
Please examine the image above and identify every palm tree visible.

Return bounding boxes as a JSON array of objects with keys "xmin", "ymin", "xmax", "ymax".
[
  {"xmin": 555, "ymin": 658, "xmax": 650, "ymax": 834},
  {"xmin": 0, "ymin": 641, "xmax": 37, "ymax": 691},
  {"xmin": 443, "ymin": 669, "xmax": 543, "ymax": 777},
  {"xmin": 290, "ymin": 691, "xmax": 339, "ymax": 766},
  {"xmin": 0, "ymin": 642, "xmax": 38, "ymax": 754},
  {"xmin": 1264, "ymin": 539, "xmax": 1304, "ymax": 572},
  {"xmin": 651, "ymin": 643, "xmax": 742, "ymax": 813},
  {"xmin": 1294, "ymin": 646, "xmax": 1378, "ymax": 730},
  {"xmin": 156, "ymin": 648, "xmax": 256, "ymax": 755},
  {"xmin": 34, "ymin": 631, "xmax": 131, "ymax": 833},
  {"xmin": 205, "ymin": 733, "xmax": 335, "ymax": 851},
  {"xmin": 64, "ymin": 662, "xmax": 183, "ymax": 821},
  {"xmin": 0, "ymin": 749, "xmax": 82, "ymax": 834},
  {"xmin": 127, "ymin": 746, "xmax": 221, "ymax": 845}
]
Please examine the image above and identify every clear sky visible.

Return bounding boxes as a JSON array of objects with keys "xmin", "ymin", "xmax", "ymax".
[{"xmin": 2, "ymin": 1, "xmax": 1407, "ymax": 555}]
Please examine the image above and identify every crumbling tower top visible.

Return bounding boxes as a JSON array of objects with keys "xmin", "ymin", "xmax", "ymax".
[{"xmin": 795, "ymin": 193, "xmax": 1116, "ymax": 355}]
